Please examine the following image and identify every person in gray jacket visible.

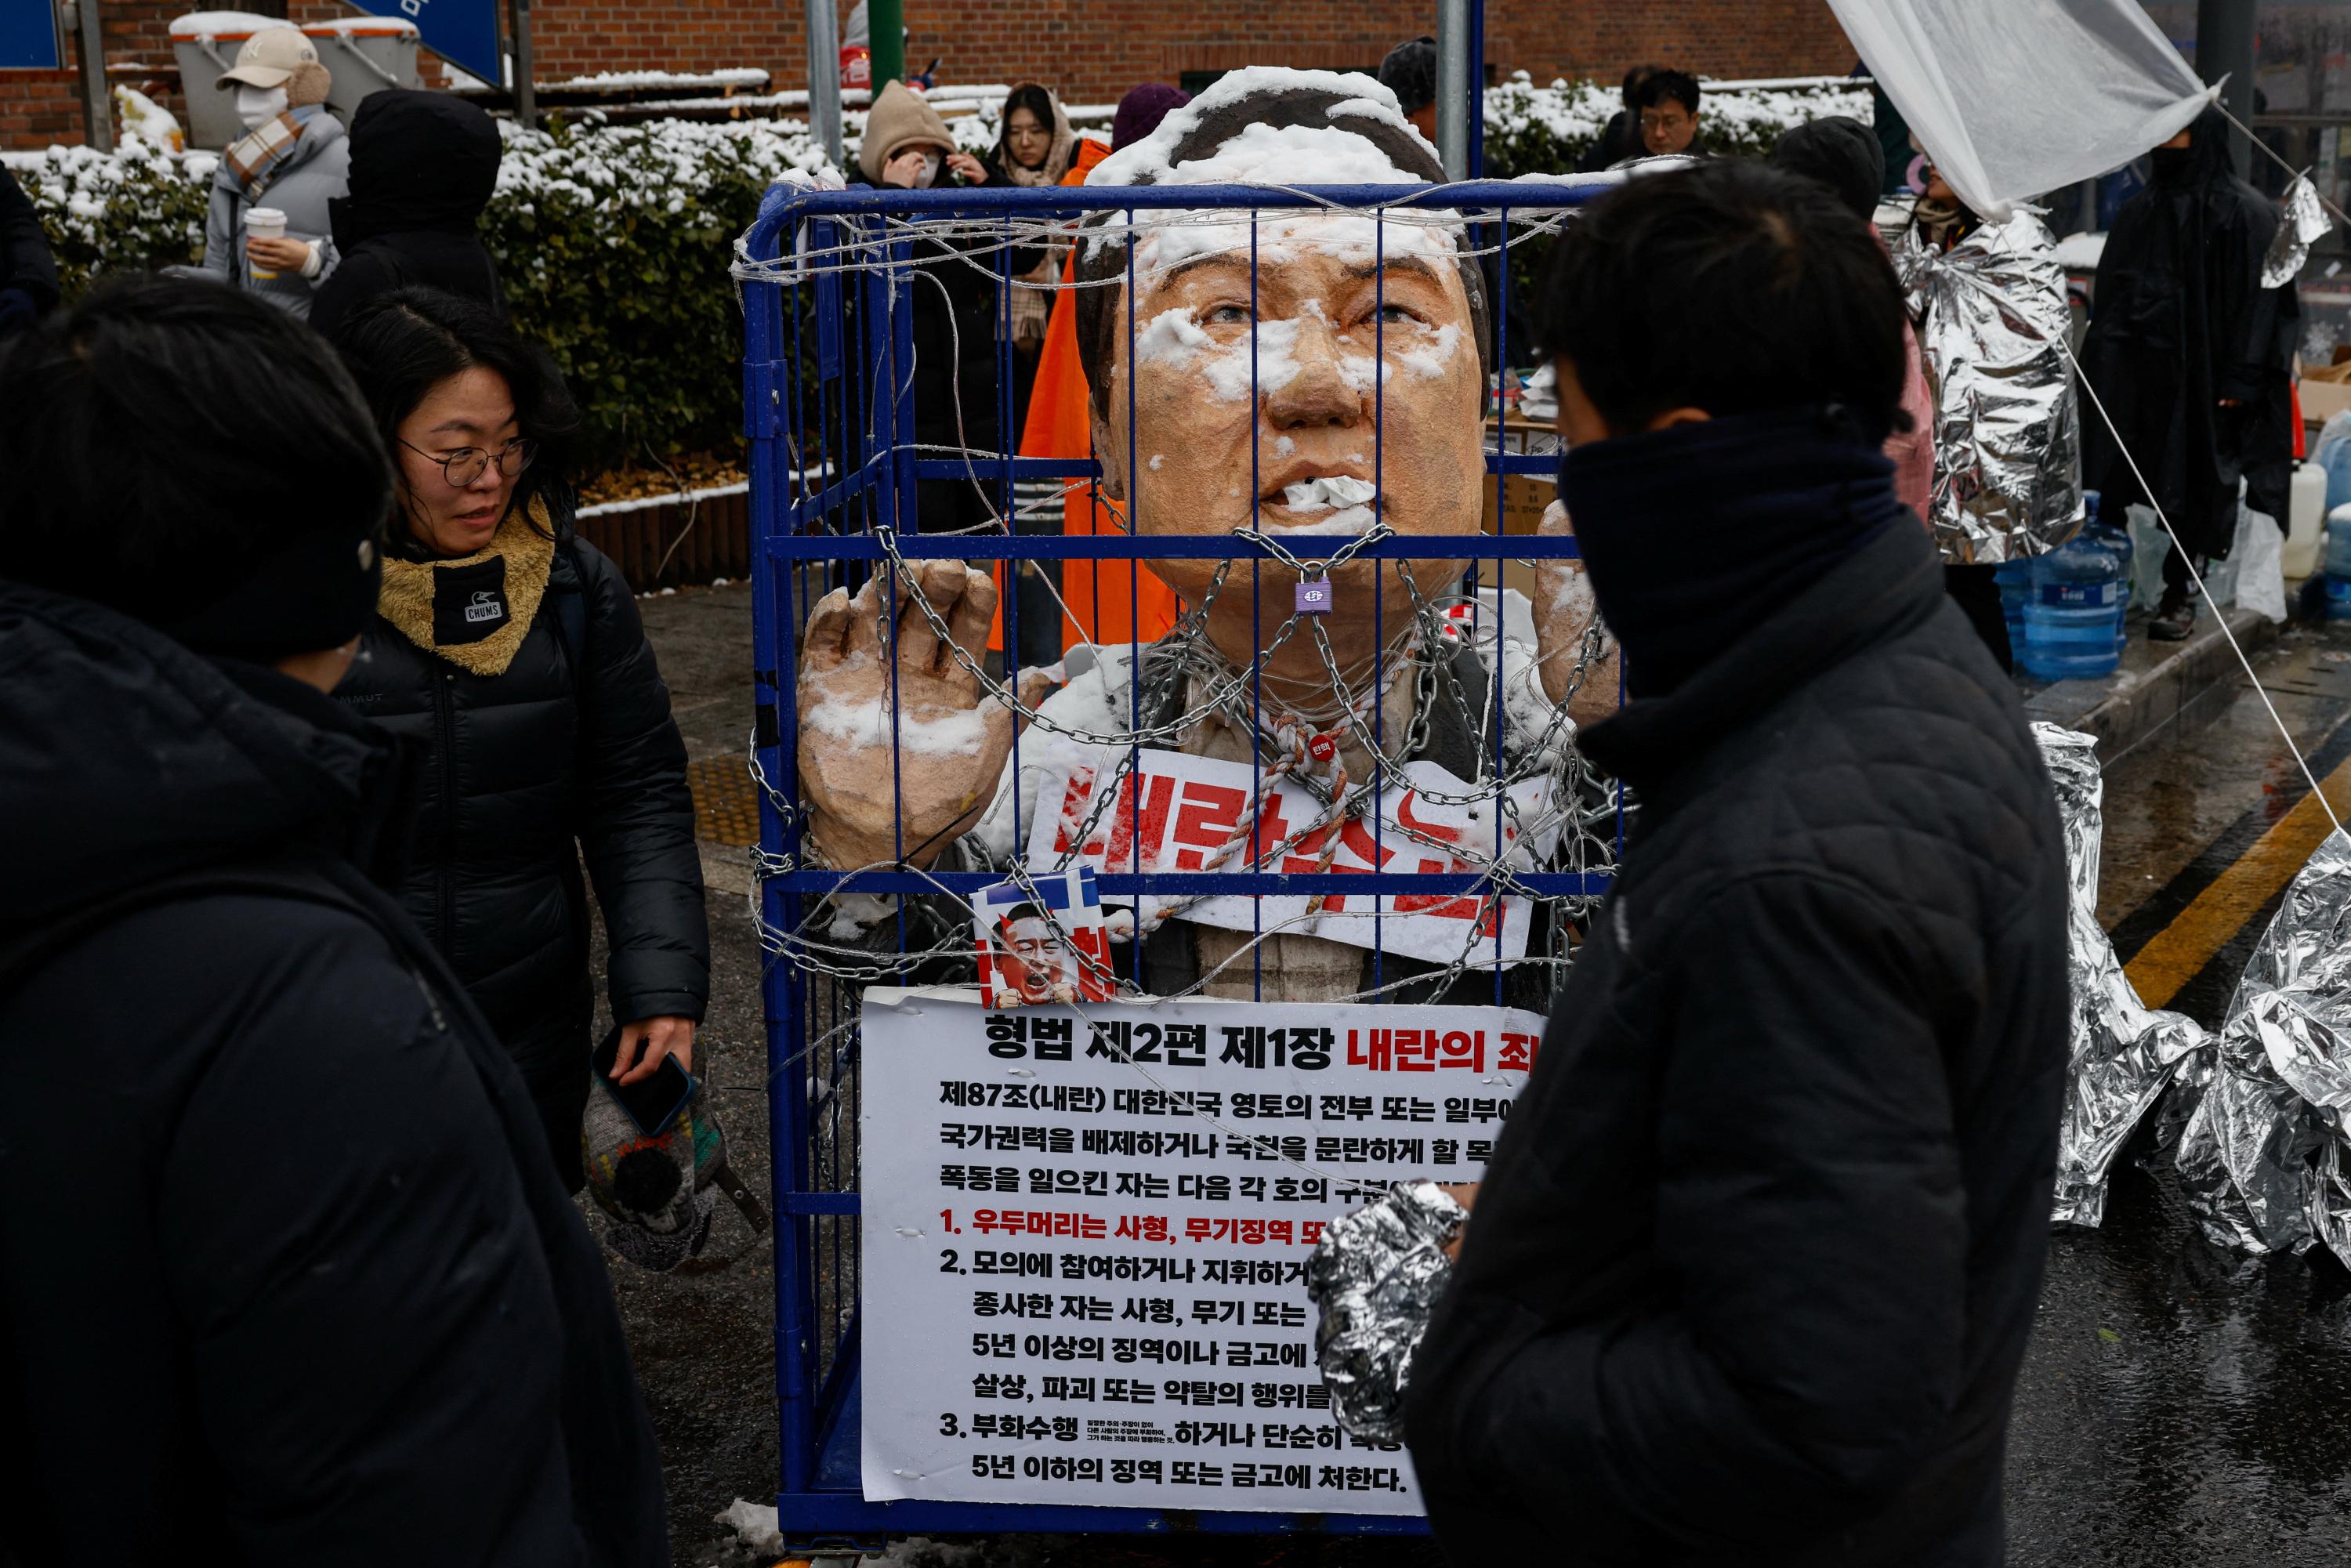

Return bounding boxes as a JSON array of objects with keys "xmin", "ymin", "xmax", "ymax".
[{"xmin": 197, "ymin": 27, "xmax": 347, "ymax": 319}]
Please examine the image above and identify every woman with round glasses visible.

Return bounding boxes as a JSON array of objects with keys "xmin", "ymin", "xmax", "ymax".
[{"xmin": 333, "ymin": 286, "xmax": 708, "ymax": 1190}]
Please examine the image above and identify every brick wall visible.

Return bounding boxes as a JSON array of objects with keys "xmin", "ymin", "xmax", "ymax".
[
  {"xmin": 4, "ymin": 0, "xmax": 449, "ymax": 149},
  {"xmin": 907, "ymin": 0, "xmax": 1858, "ymax": 103},
  {"xmin": 4, "ymin": 0, "xmax": 1854, "ymax": 148}
]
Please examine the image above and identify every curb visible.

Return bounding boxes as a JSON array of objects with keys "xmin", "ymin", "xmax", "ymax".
[{"xmin": 2020, "ymin": 606, "xmax": 2284, "ymax": 766}]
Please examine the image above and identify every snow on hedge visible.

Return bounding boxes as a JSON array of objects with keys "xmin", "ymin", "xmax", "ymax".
[
  {"xmin": 493, "ymin": 114, "xmax": 832, "ymax": 217},
  {"xmin": 2, "ymin": 71, "xmax": 1868, "ymax": 277},
  {"xmin": 2, "ymin": 133, "xmax": 214, "ymax": 286},
  {"xmin": 1482, "ymin": 72, "xmax": 1875, "ymax": 170}
]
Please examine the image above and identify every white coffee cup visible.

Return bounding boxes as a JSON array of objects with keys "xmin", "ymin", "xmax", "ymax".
[{"xmin": 245, "ymin": 206, "xmax": 287, "ymax": 280}]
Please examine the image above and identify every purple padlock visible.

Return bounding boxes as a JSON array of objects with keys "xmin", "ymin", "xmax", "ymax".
[{"xmin": 1295, "ymin": 578, "xmax": 1334, "ymax": 615}]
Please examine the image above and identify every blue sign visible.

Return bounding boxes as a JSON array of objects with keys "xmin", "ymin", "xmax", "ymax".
[
  {"xmin": 345, "ymin": 0, "xmax": 502, "ymax": 86},
  {"xmin": 0, "ymin": 0, "xmax": 63, "ymax": 72}
]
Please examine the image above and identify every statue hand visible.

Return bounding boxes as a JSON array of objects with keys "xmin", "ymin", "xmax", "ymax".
[
  {"xmin": 796, "ymin": 563, "xmax": 1051, "ymax": 871},
  {"xmin": 1531, "ymin": 500, "xmax": 1623, "ymax": 731}
]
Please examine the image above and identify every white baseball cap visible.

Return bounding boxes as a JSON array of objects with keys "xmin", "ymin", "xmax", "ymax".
[{"xmin": 215, "ymin": 27, "xmax": 319, "ymax": 92}]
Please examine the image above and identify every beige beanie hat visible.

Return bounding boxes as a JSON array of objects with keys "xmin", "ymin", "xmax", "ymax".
[{"xmin": 857, "ymin": 79, "xmax": 955, "ymax": 185}]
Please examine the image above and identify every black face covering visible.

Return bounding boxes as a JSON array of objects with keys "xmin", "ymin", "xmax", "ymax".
[{"xmin": 1558, "ymin": 406, "xmax": 1905, "ymax": 700}]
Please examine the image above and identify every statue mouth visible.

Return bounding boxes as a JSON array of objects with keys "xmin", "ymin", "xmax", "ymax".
[{"xmin": 1255, "ymin": 468, "xmax": 1378, "ymax": 534}]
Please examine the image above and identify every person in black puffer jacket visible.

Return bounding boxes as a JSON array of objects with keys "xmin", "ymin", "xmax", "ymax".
[
  {"xmin": 1405, "ymin": 161, "xmax": 2068, "ymax": 1566},
  {"xmin": 0, "ymin": 276, "xmax": 665, "ymax": 1566},
  {"xmin": 335, "ymin": 287, "xmax": 708, "ymax": 1191},
  {"xmin": 309, "ymin": 91, "xmax": 505, "ymax": 343}
]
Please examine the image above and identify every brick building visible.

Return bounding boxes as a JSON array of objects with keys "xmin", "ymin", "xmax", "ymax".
[{"xmin": 4, "ymin": 0, "xmax": 1857, "ymax": 148}]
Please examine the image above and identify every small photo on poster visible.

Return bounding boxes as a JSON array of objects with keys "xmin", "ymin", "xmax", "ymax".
[{"xmin": 971, "ymin": 867, "xmax": 1114, "ymax": 1009}]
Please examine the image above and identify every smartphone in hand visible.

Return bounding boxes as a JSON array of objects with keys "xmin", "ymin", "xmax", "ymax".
[{"xmin": 592, "ymin": 1024, "xmax": 697, "ymax": 1135}]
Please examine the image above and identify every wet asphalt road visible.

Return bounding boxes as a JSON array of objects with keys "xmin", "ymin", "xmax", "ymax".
[{"xmin": 628, "ymin": 585, "xmax": 2351, "ymax": 1565}]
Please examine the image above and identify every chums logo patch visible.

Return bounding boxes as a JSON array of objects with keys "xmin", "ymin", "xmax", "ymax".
[{"xmin": 431, "ymin": 556, "xmax": 513, "ymax": 646}]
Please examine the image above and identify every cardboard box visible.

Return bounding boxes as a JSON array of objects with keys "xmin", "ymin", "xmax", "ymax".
[
  {"xmin": 1479, "ymin": 471, "xmax": 1555, "ymax": 605},
  {"xmin": 2302, "ymin": 374, "xmax": 2351, "ymax": 432}
]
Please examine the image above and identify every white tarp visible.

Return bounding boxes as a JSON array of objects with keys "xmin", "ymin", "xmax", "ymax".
[{"xmin": 1829, "ymin": 0, "xmax": 2212, "ymax": 220}]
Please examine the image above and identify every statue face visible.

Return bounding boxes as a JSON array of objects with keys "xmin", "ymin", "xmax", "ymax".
[{"xmin": 1089, "ymin": 223, "xmax": 1486, "ymax": 621}]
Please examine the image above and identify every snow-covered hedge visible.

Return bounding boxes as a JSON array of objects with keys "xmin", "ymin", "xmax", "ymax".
[
  {"xmin": 3, "ymin": 135, "xmax": 215, "ymax": 296},
  {"xmin": 5, "ymin": 75, "xmax": 1869, "ymax": 463},
  {"xmin": 4, "ymin": 116, "xmax": 831, "ymax": 468},
  {"xmin": 487, "ymin": 115, "xmax": 830, "ymax": 465},
  {"xmin": 1481, "ymin": 73, "xmax": 1875, "ymax": 176}
]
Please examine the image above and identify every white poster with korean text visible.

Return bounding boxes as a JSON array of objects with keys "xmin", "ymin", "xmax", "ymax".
[
  {"xmin": 1023, "ymin": 748, "xmax": 1560, "ymax": 969},
  {"xmin": 860, "ymin": 987, "xmax": 1547, "ymax": 1515}
]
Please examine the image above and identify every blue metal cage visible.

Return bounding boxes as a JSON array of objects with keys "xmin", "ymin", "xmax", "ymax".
[{"xmin": 740, "ymin": 176, "xmax": 1612, "ymax": 1548}]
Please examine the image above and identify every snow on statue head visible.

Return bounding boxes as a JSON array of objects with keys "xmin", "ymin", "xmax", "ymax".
[{"xmin": 1071, "ymin": 68, "xmax": 1491, "ymax": 624}]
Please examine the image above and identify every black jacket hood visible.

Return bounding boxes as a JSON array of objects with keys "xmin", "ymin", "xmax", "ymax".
[
  {"xmin": 1769, "ymin": 114, "xmax": 1886, "ymax": 220},
  {"xmin": 331, "ymin": 89, "xmax": 502, "ymax": 249},
  {"xmin": 0, "ymin": 578, "xmax": 408, "ymax": 928},
  {"xmin": 2152, "ymin": 105, "xmax": 2240, "ymax": 191}
]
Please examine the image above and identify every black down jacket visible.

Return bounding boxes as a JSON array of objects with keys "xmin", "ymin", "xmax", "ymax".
[
  {"xmin": 311, "ymin": 90, "xmax": 505, "ymax": 342},
  {"xmin": 1406, "ymin": 520, "xmax": 2070, "ymax": 1566},
  {"xmin": 335, "ymin": 525, "xmax": 708, "ymax": 1184},
  {"xmin": 0, "ymin": 578, "xmax": 667, "ymax": 1566}
]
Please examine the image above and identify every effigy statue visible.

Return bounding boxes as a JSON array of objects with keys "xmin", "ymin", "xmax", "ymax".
[{"xmin": 795, "ymin": 67, "xmax": 1616, "ymax": 1005}]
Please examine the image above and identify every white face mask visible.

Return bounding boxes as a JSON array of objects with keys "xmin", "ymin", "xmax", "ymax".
[
  {"xmin": 919, "ymin": 150, "xmax": 943, "ymax": 187},
  {"xmin": 234, "ymin": 85, "xmax": 290, "ymax": 131}
]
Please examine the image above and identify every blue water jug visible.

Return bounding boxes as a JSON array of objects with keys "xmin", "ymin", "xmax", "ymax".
[
  {"xmin": 2324, "ymin": 505, "xmax": 2351, "ymax": 620},
  {"xmin": 1995, "ymin": 559, "xmax": 2031, "ymax": 667},
  {"xmin": 2088, "ymin": 518, "xmax": 2134, "ymax": 657},
  {"xmin": 2317, "ymin": 433, "xmax": 2351, "ymax": 517},
  {"xmin": 2022, "ymin": 534, "xmax": 2126, "ymax": 680}
]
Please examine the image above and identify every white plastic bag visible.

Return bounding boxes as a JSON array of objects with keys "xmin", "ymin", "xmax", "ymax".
[{"xmin": 2234, "ymin": 506, "xmax": 2288, "ymax": 624}]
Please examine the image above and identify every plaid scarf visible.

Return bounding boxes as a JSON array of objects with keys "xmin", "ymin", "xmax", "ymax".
[{"xmin": 225, "ymin": 112, "xmax": 304, "ymax": 204}]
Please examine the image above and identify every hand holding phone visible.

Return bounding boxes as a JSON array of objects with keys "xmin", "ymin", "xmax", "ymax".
[{"xmin": 593, "ymin": 1023, "xmax": 697, "ymax": 1135}]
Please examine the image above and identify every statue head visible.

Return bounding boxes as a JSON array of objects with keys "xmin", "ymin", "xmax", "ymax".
[{"xmin": 1070, "ymin": 70, "xmax": 1491, "ymax": 632}]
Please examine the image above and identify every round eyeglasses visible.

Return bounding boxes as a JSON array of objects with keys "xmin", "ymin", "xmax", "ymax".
[{"xmin": 401, "ymin": 436, "xmax": 538, "ymax": 488}]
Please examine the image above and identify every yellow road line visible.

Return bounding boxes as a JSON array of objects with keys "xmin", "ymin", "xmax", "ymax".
[{"xmin": 2124, "ymin": 753, "xmax": 2351, "ymax": 1008}]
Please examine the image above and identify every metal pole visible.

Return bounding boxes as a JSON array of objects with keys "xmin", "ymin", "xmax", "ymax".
[
  {"xmin": 868, "ymin": 0, "xmax": 901, "ymax": 89},
  {"xmin": 1465, "ymin": 0, "xmax": 1483, "ymax": 179},
  {"xmin": 509, "ymin": 0, "xmax": 536, "ymax": 129},
  {"xmin": 1436, "ymin": 0, "xmax": 1469, "ymax": 181},
  {"xmin": 71, "ymin": 0, "xmax": 110, "ymax": 153},
  {"xmin": 803, "ymin": 0, "xmax": 842, "ymax": 169},
  {"xmin": 2196, "ymin": 0, "xmax": 2255, "ymax": 179}
]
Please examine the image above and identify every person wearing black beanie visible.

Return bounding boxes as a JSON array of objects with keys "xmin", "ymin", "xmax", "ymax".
[
  {"xmin": 1404, "ymin": 162, "xmax": 2069, "ymax": 1567},
  {"xmin": 0, "ymin": 275, "xmax": 668, "ymax": 1566}
]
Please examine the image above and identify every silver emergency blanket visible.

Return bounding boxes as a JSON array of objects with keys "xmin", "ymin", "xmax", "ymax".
[
  {"xmin": 2262, "ymin": 174, "xmax": 2331, "ymax": 290},
  {"xmin": 1305, "ymin": 1181, "xmax": 1467, "ymax": 1442},
  {"xmin": 1894, "ymin": 209, "xmax": 2085, "ymax": 565},
  {"xmin": 2035, "ymin": 723, "xmax": 2207, "ymax": 1226},
  {"xmin": 2172, "ymin": 827, "xmax": 2351, "ymax": 1265}
]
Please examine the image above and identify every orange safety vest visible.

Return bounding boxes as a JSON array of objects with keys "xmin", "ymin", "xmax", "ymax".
[{"xmin": 991, "ymin": 139, "xmax": 1181, "ymax": 658}]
